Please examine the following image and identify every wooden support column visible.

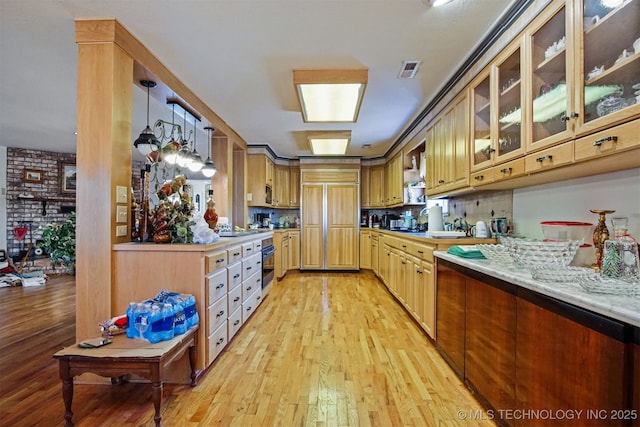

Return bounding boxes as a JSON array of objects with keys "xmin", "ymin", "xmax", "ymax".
[{"xmin": 75, "ymin": 20, "xmax": 134, "ymax": 341}]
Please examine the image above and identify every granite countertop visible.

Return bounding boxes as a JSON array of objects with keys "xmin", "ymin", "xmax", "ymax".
[{"xmin": 435, "ymin": 251, "xmax": 640, "ymax": 328}]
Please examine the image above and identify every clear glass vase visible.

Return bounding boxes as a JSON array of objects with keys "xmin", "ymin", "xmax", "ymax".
[{"xmin": 601, "ymin": 217, "xmax": 640, "ymax": 282}]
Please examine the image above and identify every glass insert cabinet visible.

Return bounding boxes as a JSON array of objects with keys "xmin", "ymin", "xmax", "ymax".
[{"xmin": 470, "ymin": 0, "xmax": 640, "ymax": 172}]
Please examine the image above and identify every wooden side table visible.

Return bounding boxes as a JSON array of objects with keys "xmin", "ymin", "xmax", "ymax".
[{"xmin": 53, "ymin": 326, "xmax": 198, "ymax": 427}]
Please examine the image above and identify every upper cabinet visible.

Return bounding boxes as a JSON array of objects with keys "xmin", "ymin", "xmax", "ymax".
[
  {"xmin": 426, "ymin": 91, "xmax": 470, "ymax": 197},
  {"xmin": 577, "ymin": 0, "xmax": 640, "ymax": 134},
  {"xmin": 247, "ymin": 154, "xmax": 272, "ymax": 207},
  {"xmin": 526, "ymin": 1, "xmax": 574, "ymax": 151},
  {"xmin": 468, "ymin": 0, "xmax": 639, "ymax": 188}
]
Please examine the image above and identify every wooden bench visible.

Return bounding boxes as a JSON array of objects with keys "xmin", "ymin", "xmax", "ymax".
[{"xmin": 53, "ymin": 325, "xmax": 198, "ymax": 427}]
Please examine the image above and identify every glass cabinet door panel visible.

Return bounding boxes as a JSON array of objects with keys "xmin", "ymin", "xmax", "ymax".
[
  {"xmin": 582, "ymin": 0, "xmax": 640, "ymax": 125},
  {"xmin": 496, "ymin": 47, "xmax": 523, "ymax": 158},
  {"xmin": 530, "ymin": 6, "xmax": 569, "ymax": 145},
  {"xmin": 471, "ymin": 74, "xmax": 492, "ymax": 169}
]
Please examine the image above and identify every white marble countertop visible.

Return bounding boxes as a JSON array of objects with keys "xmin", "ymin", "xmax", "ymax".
[{"xmin": 435, "ymin": 251, "xmax": 640, "ymax": 328}]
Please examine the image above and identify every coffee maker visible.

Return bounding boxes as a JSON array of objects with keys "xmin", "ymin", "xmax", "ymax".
[{"xmin": 255, "ymin": 213, "xmax": 271, "ymax": 228}]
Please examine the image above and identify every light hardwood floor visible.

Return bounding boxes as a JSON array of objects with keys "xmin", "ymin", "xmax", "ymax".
[{"xmin": 0, "ymin": 271, "xmax": 496, "ymax": 427}]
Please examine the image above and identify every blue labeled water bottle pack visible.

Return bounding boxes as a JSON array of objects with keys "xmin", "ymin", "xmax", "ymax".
[{"xmin": 126, "ymin": 290, "xmax": 199, "ymax": 343}]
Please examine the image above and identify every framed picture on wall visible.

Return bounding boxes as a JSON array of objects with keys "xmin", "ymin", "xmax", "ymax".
[
  {"xmin": 23, "ymin": 169, "xmax": 43, "ymax": 183},
  {"xmin": 60, "ymin": 163, "xmax": 77, "ymax": 193}
]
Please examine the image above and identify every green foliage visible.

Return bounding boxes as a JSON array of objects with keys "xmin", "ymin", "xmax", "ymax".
[{"xmin": 38, "ymin": 212, "xmax": 76, "ymax": 267}]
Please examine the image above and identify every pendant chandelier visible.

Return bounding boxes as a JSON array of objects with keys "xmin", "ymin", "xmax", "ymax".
[
  {"xmin": 132, "ymin": 83, "xmax": 214, "ymax": 177},
  {"xmin": 202, "ymin": 126, "xmax": 217, "ymax": 178},
  {"xmin": 133, "ymin": 80, "xmax": 161, "ymax": 157}
]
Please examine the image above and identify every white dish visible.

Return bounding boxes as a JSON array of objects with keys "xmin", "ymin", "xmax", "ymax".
[
  {"xmin": 427, "ymin": 231, "xmax": 466, "ymax": 239},
  {"xmin": 633, "ymin": 83, "xmax": 640, "ymax": 90}
]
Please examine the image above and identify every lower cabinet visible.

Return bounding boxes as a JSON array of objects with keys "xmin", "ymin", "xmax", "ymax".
[
  {"xmin": 465, "ymin": 275, "xmax": 516, "ymax": 412},
  {"xmin": 516, "ymin": 293, "xmax": 627, "ymax": 427},
  {"xmin": 371, "ymin": 233, "xmax": 379, "ymax": 275},
  {"xmin": 435, "ymin": 262, "xmax": 466, "ymax": 375},
  {"xmin": 436, "ymin": 259, "xmax": 636, "ymax": 427},
  {"xmin": 275, "ymin": 229, "xmax": 300, "ymax": 279},
  {"xmin": 360, "ymin": 229, "xmax": 371, "ymax": 269},
  {"xmin": 634, "ymin": 333, "xmax": 640, "ymax": 427}
]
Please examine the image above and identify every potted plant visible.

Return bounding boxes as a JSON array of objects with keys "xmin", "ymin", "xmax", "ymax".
[{"xmin": 38, "ymin": 212, "xmax": 76, "ymax": 274}]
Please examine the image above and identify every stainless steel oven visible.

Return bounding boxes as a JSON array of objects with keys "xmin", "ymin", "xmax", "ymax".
[{"xmin": 261, "ymin": 237, "xmax": 275, "ymax": 296}]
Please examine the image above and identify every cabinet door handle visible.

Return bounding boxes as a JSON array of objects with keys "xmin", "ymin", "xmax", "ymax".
[
  {"xmin": 233, "ymin": 297, "xmax": 240, "ymax": 302},
  {"xmin": 233, "ymin": 274, "xmax": 240, "ymax": 279},
  {"xmin": 417, "ymin": 250, "xmax": 424, "ymax": 254},
  {"xmin": 246, "ymin": 286, "xmax": 252, "ymax": 291},
  {"xmin": 216, "ymin": 310, "xmax": 225, "ymax": 317},
  {"xmin": 217, "ymin": 258, "xmax": 225, "ymax": 263},
  {"xmin": 438, "ymin": 179, "xmax": 445, "ymax": 184},
  {"xmin": 233, "ymin": 320, "xmax": 240, "ymax": 326},
  {"xmin": 561, "ymin": 112, "xmax": 578, "ymax": 121},
  {"xmin": 216, "ymin": 283, "xmax": 224, "ymax": 289},
  {"xmin": 246, "ymin": 266, "xmax": 252, "ymax": 271},
  {"xmin": 536, "ymin": 155, "xmax": 553, "ymax": 163},
  {"xmin": 500, "ymin": 167, "xmax": 512, "ymax": 175},
  {"xmin": 474, "ymin": 175, "xmax": 484, "ymax": 181},
  {"xmin": 216, "ymin": 338, "xmax": 224, "ymax": 345},
  {"xmin": 233, "ymin": 252, "xmax": 240, "ymax": 256},
  {"xmin": 246, "ymin": 306, "xmax": 252, "ymax": 311},
  {"xmin": 593, "ymin": 136, "xmax": 618, "ymax": 146}
]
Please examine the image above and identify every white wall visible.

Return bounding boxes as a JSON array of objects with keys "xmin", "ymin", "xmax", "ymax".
[{"xmin": 513, "ymin": 168, "xmax": 640, "ymax": 239}]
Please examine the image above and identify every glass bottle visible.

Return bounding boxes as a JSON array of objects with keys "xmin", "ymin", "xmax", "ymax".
[
  {"xmin": 204, "ymin": 190, "xmax": 218, "ymax": 231},
  {"xmin": 602, "ymin": 217, "xmax": 639, "ymax": 282}
]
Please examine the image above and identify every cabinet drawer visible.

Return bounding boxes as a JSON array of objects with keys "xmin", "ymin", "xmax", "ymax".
[
  {"xmin": 492, "ymin": 158, "xmax": 525, "ymax": 182},
  {"xmin": 206, "ymin": 250, "xmax": 228, "ymax": 273},
  {"xmin": 206, "ymin": 268, "xmax": 227, "ymax": 306},
  {"xmin": 227, "ymin": 308, "xmax": 243, "ymax": 341},
  {"xmin": 525, "ymin": 141, "xmax": 574, "ymax": 173},
  {"xmin": 242, "ymin": 252, "xmax": 262, "ymax": 278},
  {"xmin": 253, "ymin": 240, "xmax": 263, "ymax": 252},
  {"xmin": 242, "ymin": 242, "xmax": 256, "ymax": 257},
  {"xmin": 242, "ymin": 271, "xmax": 262, "ymax": 301},
  {"xmin": 227, "ymin": 262, "xmax": 243, "ymax": 290},
  {"xmin": 207, "ymin": 321, "xmax": 228, "ymax": 365},
  {"xmin": 228, "ymin": 284, "xmax": 243, "ymax": 314},
  {"xmin": 470, "ymin": 168, "xmax": 495, "ymax": 186},
  {"xmin": 242, "ymin": 288, "xmax": 263, "ymax": 323},
  {"xmin": 207, "ymin": 296, "xmax": 228, "ymax": 336},
  {"xmin": 227, "ymin": 245, "xmax": 243, "ymax": 265},
  {"xmin": 575, "ymin": 119, "xmax": 640, "ymax": 162},
  {"xmin": 409, "ymin": 243, "xmax": 434, "ymax": 262}
]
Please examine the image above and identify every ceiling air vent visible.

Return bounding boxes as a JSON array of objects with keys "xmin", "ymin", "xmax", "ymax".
[{"xmin": 398, "ymin": 60, "xmax": 421, "ymax": 79}]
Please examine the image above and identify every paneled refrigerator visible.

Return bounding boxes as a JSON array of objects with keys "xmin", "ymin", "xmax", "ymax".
[{"xmin": 300, "ymin": 169, "xmax": 359, "ymax": 270}]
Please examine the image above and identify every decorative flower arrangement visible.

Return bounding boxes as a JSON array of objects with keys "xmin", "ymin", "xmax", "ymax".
[
  {"xmin": 149, "ymin": 175, "xmax": 195, "ymax": 243},
  {"xmin": 38, "ymin": 211, "xmax": 76, "ymax": 274}
]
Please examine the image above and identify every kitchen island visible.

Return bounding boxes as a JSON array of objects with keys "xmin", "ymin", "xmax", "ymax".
[
  {"xmin": 435, "ymin": 251, "xmax": 639, "ymax": 427},
  {"xmin": 112, "ymin": 231, "xmax": 272, "ymax": 377}
]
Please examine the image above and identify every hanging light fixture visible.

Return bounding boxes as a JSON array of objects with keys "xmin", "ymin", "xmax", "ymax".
[
  {"xmin": 187, "ymin": 114, "xmax": 204, "ymax": 172},
  {"xmin": 176, "ymin": 112, "xmax": 193, "ymax": 168},
  {"xmin": 202, "ymin": 126, "xmax": 217, "ymax": 178},
  {"xmin": 162, "ymin": 103, "xmax": 181, "ymax": 165},
  {"xmin": 133, "ymin": 80, "xmax": 161, "ymax": 157}
]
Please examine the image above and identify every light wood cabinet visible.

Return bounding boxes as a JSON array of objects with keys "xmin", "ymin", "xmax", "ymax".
[
  {"xmin": 360, "ymin": 166, "xmax": 371, "ymax": 208},
  {"xmin": 247, "ymin": 154, "xmax": 273, "ymax": 207},
  {"xmin": 359, "ymin": 229, "xmax": 371, "ymax": 269},
  {"xmin": 274, "ymin": 230, "xmax": 290, "ymax": 279},
  {"xmin": 371, "ymin": 232, "xmax": 379, "ymax": 275},
  {"xmin": 289, "ymin": 166, "xmax": 300, "ymax": 207},
  {"xmin": 288, "ymin": 230, "xmax": 300, "ymax": 270},
  {"xmin": 326, "ymin": 184, "xmax": 358, "ymax": 269},
  {"xmin": 385, "ymin": 154, "xmax": 404, "ymax": 206},
  {"xmin": 468, "ymin": 0, "xmax": 640, "ymax": 190},
  {"xmin": 274, "ymin": 165, "xmax": 290, "ymax": 207},
  {"xmin": 370, "ymin": 165, "xmax": 385, "ymax": 208},
  {"xmin": 426, "ymin": 92, "xmax": 470, "ymax": 197}
]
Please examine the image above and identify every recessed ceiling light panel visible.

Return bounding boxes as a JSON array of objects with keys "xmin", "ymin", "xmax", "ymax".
[
  {"xmin": 294, "ymin": 69, "xmax": 367, "ymax": 123},
  {"xmin": 307, "ymin": 130, "xmax": 351, "ymax": 156}
]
